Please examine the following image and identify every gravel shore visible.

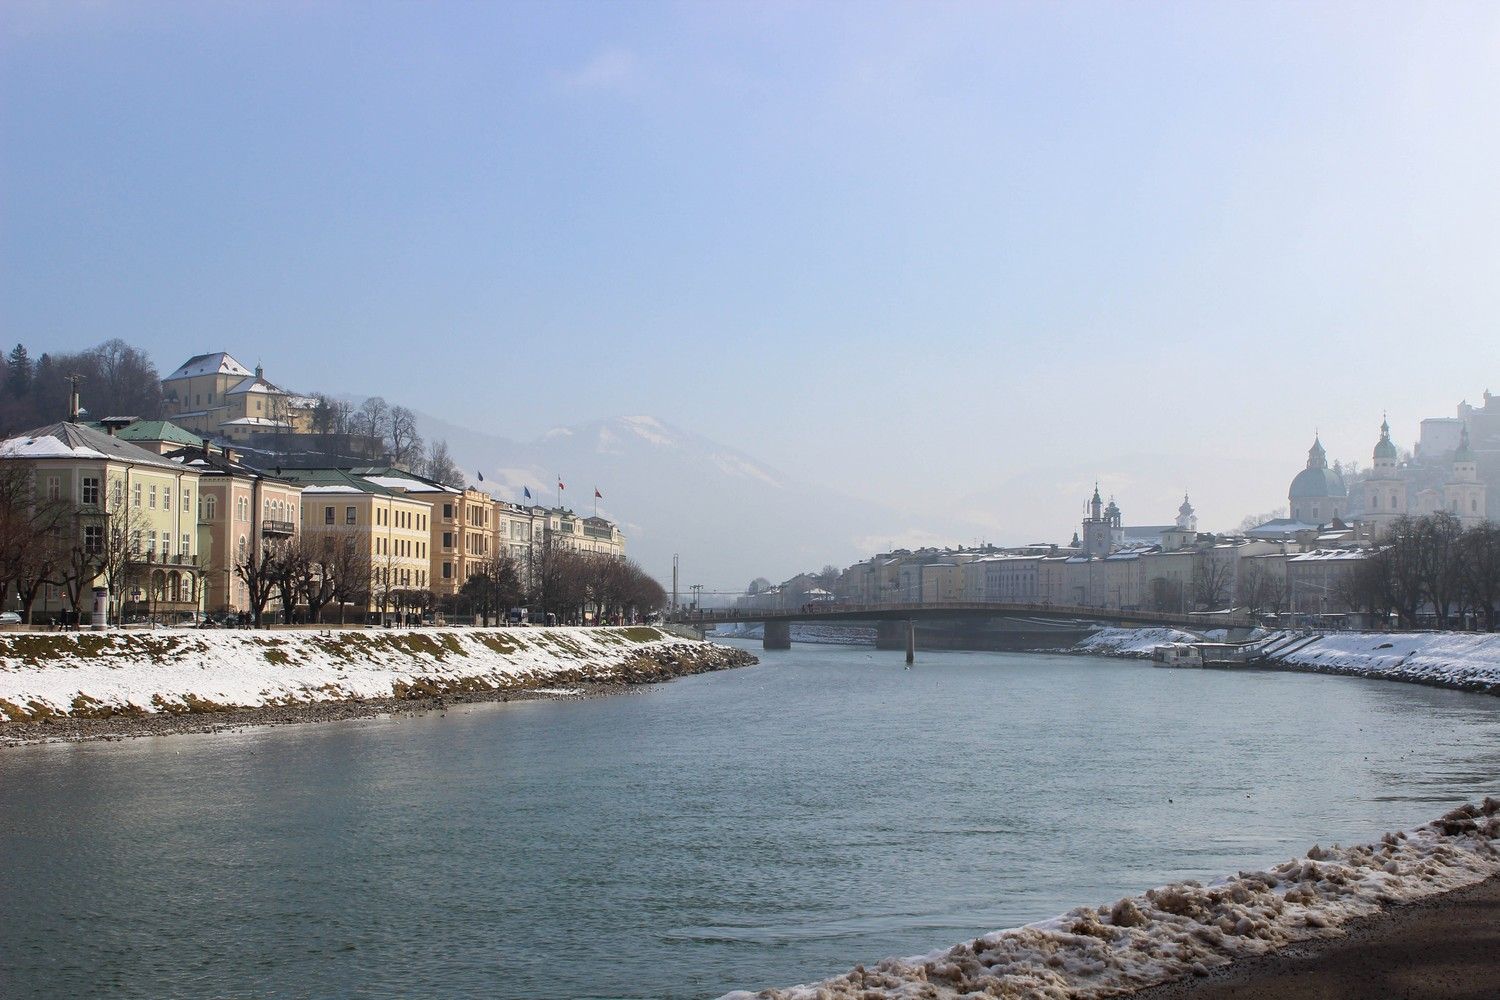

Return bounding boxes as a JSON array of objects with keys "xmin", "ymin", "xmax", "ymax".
[
  {"xmin": 0, "ymin": 641, "xmax": 757, "ymax": 747},
  {"xmin": 1128, "ymin": 873, "xmax": 1500, "ymax": 1000}
]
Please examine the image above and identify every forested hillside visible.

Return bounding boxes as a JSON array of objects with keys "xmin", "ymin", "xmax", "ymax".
[{"xmin": 0, "ymin": 340, "xmax": 162, "ymax": 435}]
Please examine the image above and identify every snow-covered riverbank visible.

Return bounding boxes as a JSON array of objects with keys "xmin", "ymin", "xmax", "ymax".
[
  {"xmin": 0, "ymin": 626, "xmax": 756, "ymax": 724},
  {"xmin": 724, "ymin": 800, "xmax": 1500, "ymax": 1000},
  {"xmin": 1069, "ymin": 627, "xmax": 1500, "ymax": 695},
  {"xmin": 1251, "ymin": 630, "xmax": 1500, "ymax": 694}
]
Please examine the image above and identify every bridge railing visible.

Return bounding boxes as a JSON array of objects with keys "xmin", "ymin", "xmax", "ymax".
[{"xmin": 671, "ymin": 599, "xmax": 1252, "ymax": 630}]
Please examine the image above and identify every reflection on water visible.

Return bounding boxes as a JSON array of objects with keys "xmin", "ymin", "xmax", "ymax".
[{"xmin": 2, "ymin": 641, "xmax": 1498, "ymax": 999}]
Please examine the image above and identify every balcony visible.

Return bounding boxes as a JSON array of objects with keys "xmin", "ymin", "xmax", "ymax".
[
  {"xmin": 262, "ymin": 519, "xmax": 295, "ymax": 537},
  {"xmin": 133, "ymin": 552, "xmax": 200, "ymax": 569}
]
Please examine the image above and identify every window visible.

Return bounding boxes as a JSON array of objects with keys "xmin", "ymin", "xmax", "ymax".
[
  {"xmin": 181, "ymin": 533, "xmax": 191, "ymax": 555},
  {"xmin": 133, "ymin": 482, "xmax": 142, "ymax": 507},
  {"xmin": 148, "ymin": 485, "xmax": 157, "ymax": 509},
  {"xmin": 183, "ymin": 489, "xmax": 191, "ymax": 513},
  {"xmin": 345, "ymin": 506, "xmax": 356, "ymax": 525},
  {"xmin": 443, "ymin": 503, "xmax": 453, "ymax": 519},
  {"xmin": 83, "ymin": 524, "xmax": 103, "ymax": 554},
  {"xmin": 147, "ymin": 531, "xmax": 157, "ymax": 555},
  {"xmin": 82, "ymin": 477, "xmax": 100, "ymax": 506},
  {"xmin": 46, "ymin": 476, "xmax": 60, "ymax": 500},
  {"xmin": 162, "ymin": 535, "xmax": 172, "ymax": 557},
  {"xmin": 324, "ymin": 506, "xmax": 335, "ymax": 525},
  {"xmin": 131, "ymin": 530, "xmax": 141, "ymax": 554},
  {"xmin": 163, "ymin": 487, "xmax": 171, "ymax": 511},
  {"xmin": 205, "ymin": 495, "xmax": 217, "ymax": 520},
  {"xmin": 443, "ymin": 532, "xmax": 453, "ymax": 549}
]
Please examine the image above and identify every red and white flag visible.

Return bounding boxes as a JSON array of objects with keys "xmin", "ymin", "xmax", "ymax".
[{"xmin": 594, "ymin": 487, "xmax": 603, "ymax": 499}]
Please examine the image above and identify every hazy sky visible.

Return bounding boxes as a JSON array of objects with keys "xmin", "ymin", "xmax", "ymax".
[{"xmin": 4, "ymin": 1, "xmax": 1499, "ymax": 549}]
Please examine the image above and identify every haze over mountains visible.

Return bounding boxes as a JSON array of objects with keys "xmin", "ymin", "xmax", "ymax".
[{"xmin": 413, "ymin": 410, "xmax": 985, "ymax": 594}]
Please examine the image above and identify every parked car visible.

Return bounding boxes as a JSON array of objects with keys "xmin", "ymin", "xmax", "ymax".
[{"xmin": 0, "ymin": 611, "xmax": 21, "ymax": 625}]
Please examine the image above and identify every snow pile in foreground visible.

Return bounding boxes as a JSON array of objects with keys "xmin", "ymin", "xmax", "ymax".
[
  {"xmin": 723, "ymin": 800, "xmax": 1500, "ymax": 1000},
  {"xmin": 1260, "ymin": 631, "xmax": 1500, "ymax": 694},
  {"xmin": 0, "ymin": 627, "xmax": 733, "ymax": 722},
  {"xmin": 1071, "ymin": 627, "xmax": 1197, "ymax": 658}
]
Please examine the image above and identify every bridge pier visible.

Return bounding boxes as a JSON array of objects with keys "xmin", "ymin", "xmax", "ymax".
[
  {"xmin": 763, "ymin": 620, "xmax": 791, "ymax": 650},
  {"xmin": 874, "ymin": 620, "xmax": 905, "ymax": 650},
  {"xmin": 905, "ymin": 620, "xmax": 915, "ymax": 665}
]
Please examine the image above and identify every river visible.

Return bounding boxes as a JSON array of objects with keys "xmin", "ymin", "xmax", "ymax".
[{"xmin": 3, "ymin": 640, "xmax": 1499, "ymax": 999}]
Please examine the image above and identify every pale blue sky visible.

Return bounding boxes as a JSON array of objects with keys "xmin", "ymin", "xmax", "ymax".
[{"xmin": 3, "ymin": 1, "xmax": 1499, "ymax": 547}]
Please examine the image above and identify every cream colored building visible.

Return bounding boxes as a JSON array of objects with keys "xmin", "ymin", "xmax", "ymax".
[
  {"xmin": 161, "ymin": 352, "xmax": 316, "ymax": 443},
  {"xmin": 280, "ymin": 469, "xmax": 432, "ymax": 616},
  {"xmin": 0, "ymin": 421, "xmax": 205, "ymax": 620},
  {"xmin": 166, "ymin": 444, "xmax": 304, "ymax": 613}
]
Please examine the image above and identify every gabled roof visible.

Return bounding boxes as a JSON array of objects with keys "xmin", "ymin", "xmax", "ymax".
[
  {"xmin": 164, "ymin": 352, "xmax": 253, "ymax": 381},
  {"xmin": 0, "ymin": 421, "xmax": 190, "ymax": 471}
]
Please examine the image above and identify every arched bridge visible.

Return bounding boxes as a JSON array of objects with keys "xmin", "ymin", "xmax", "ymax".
[{"xmin": 669, "ymin": 600, "xmax": 1254, "ymax": 653}]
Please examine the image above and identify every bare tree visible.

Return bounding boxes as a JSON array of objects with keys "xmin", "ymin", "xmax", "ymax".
[
  {"xmin": 233, "ymin": 540, "xmax": 281, "ymax": 627},
  {"xmin": 387, "ymin": 406, "xmax": 422, "ymax": 468},
  {"xmin": 356, "ymin": 397, "xmax": 390, "ymax": 455},
  {"xmin": 324, "ymin": 532, "xmax": 372, "ymax": 624},
  {"xmin": 461, "ymin": 552, "xmax": 522, "ymax": 626},
  {"xmin": 1193, "ymin": 555, "xmax": 1235, "ymax": 609},
  {"xmin": 285, "ymin": 534, "xmax": 337, "ymax": 624},
  {"xmin": 424, "ymin": 440, "xmax": 463, "ymax": 489},
  {"xmin": 1459, "ymin": 522, "xmax": 1500, "ymax": 632}
]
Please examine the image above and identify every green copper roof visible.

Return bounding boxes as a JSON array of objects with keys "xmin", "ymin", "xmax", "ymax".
[
  {"xmin": 112, "ymin": 420, "xmax": 204, "ymax": 447},
  {"xmin": 1455, "ymin": 425, "xmax": 1475, "ymax": 462},
  {"xmin": 1373, "ymin": 418, "xmax": 1398, "ymax": 461}
]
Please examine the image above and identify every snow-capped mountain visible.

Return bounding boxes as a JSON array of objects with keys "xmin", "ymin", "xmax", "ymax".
[{"xmin": 412, "ymin": 411, "xmax": 950, "ymax": 593}]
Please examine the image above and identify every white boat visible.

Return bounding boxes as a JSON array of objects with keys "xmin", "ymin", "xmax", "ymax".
[{"xmin": 1151, "ymin": 642, "xmax": 1203, "ymax": 668}]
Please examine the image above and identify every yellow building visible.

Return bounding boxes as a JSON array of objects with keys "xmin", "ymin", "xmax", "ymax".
[
  {"xmin": 0, "ymin": 420, "xmax": 205, "ymax": 622},
  {"xmin": 161, "ymin": 352, "xmax": 316, "ymax": 443},
  {"xmin": 345, "ymin": 468, "xmax": 493, "ymax": 597},
  {"xmin": 280, "ymin": 469, "xmax": 431, "ymax": 617}
]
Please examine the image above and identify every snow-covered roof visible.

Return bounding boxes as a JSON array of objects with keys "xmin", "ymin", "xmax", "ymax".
[
  {"xmin": 226, "ymin": 375, "xmax": 287, "ymax": 396},
  {"xmin": 164, "ymin": 352, "xmax": 253, "ymax": 381},
  {"xmin": 0, "ymin": 422, "xmax": 191, "ymax": 471},
  {"xmin": 301, "ymin": 485, "xmax": 365, "ymax": 495},
  {"xmin": 1245, "ymin": 518, "xmax": 1323, "ymax": 538},
  {"xmin": 362, "ymin": 475, "xmax": 456, "ymax": 494},
  {"xmin": 219, "ymin": 416, "xmax": 293, "ymax": 428},
  {"xmin": 1288, "ymin": 548, "xmax": 1370, "ymax": 563}
]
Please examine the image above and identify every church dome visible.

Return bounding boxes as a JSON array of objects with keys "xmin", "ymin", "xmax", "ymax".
[
  {"xmin": 1290, "ymin": 435, "xmax": 1346, "ymax": 499},
  {"xmin": 1290, "ymin": 466, "xmax": 1347, "ymax": 500},
  {"xmin": 1373, "ymin": 418, "xmax": 1398, "ymax": 461}
]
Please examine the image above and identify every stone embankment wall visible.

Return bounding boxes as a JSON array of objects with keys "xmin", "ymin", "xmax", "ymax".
[{"xmin": 0, "ymin": 626, "xmax": 757, "ymax": 723}]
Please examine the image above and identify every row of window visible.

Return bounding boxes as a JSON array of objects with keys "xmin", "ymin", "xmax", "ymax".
[
  {"xmin": 375, "ymin": 567, "xmax": 427, "ymax": 588},
  {"xmin": 376, "ymin": 536, "xmax": 426, "ymax": 559}
]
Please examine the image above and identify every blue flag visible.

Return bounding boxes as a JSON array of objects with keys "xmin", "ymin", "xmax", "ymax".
[{"xmin": 523, "ymin": 486, "xmax": 532, "ymax": 500}]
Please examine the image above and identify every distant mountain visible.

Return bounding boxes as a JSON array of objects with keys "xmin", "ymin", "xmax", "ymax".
[{"xmin": 411, "ymin": 411, "xmax": 968, "ymax": 594}]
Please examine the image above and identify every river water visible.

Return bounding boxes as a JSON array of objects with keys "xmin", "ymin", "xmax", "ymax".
[{"xmin": 3, "ymin": 640, "xmax": 1499, "ymax": 1000}]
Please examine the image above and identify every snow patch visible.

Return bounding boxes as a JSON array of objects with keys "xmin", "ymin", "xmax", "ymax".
[{"xmin": 1072, "ymin": 627, "xmax": 1198, "ymax": 658}]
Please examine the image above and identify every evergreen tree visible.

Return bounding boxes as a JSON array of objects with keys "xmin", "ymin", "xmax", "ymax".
[{"xmin": 5, "ymin": 344, "xmax": 31, "ymax": 396}]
